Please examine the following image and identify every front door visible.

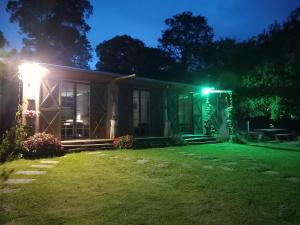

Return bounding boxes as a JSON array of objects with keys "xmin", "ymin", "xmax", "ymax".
[
  {"xmin": 133, "ymin": 89, "xmax": 150, "ymax": 136},
  {"xmin": 61, "ymin": 81, "xmax": 90, "ymax": 139}
]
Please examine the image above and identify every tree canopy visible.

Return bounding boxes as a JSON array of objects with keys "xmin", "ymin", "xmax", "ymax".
[
  {"xmin": 6, "ymin": 0, "xmax": 93, "ymax": 68},
  {"xmin": 95, "ymin": 35, "xmax": 174, "ymax": 79},
  {"xmin": 159, "ymin": 11, "xmax": 214, "ymax": 73}
]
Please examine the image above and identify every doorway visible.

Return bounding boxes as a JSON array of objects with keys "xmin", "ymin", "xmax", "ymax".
[{"xmin": 61, "ymin": 81, "xmax": 90, "ymax": 139}]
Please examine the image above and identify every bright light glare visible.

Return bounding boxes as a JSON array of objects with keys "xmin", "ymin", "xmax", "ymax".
[
  {"xmin": 18, "ymin": 62, "xmax": 48, "ymax": 100},
  {"xmin": 18, "ymin": 62, "xmax": 48, "ymax": 81},
  {"xmin": 202, "ymin": 87, "xmax": 214, "ymax": 95}
]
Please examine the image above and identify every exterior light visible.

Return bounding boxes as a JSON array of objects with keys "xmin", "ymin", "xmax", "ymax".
[
  {"xmin": 18, "ymin": 62, "xmax": 48, "ymax": 100},
  {"xmin": 202, "ymin": 87, "xmax": 214, "ymax": 95}
]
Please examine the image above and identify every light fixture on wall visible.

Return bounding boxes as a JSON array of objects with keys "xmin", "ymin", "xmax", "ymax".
[
  {"xmin": 202, "ymin": 87, "xmax": 215, "ymax": 95},
  {"xmin": 18, "ymin": 62, "xmax": 48, "ymax": 100}
]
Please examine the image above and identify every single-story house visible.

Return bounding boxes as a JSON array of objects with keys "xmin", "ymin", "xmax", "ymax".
[{"xmin": 16, "ymin": 62, "xmax": 233, "ymax": 144}]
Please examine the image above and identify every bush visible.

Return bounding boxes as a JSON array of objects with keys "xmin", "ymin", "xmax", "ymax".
[
  {"xmin": 113, "ymin": 135, "xmax": 133, "ymax": 149},
  {"xmin": 0, "ymin": 105, "xmax": 27, "ymax": 162},
  {"xmin": 0, "ymin": 128, "xmax": 21, "ymax": 162},
  {"xmin": 21, "ymin": 132, "xmax": 62, "ymax": 158}
]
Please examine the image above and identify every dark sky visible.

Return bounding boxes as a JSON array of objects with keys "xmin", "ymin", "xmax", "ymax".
[{"xmin": 0, "ymin": 0, "xmax": 299, "ymax": 68}]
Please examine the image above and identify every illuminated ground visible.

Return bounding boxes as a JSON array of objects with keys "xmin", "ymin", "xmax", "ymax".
[{"xmin": 1, "ymin": 143, "xmax": 300, "ymax": 225}]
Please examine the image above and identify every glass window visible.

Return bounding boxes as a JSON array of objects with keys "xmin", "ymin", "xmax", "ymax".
[{"xmin": 61, "ymin": 82, "xmax": 90, "ymax": 139}]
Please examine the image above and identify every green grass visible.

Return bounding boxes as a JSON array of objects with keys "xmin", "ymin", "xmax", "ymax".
[{"xmin": 1, "ymin": 143, "xmax": 300, "ymax": 225}]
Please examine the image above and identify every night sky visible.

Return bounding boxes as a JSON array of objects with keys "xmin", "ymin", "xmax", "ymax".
[{"xmin": 0, "ymin": 0, "xmax": 299, "ymax": 68}]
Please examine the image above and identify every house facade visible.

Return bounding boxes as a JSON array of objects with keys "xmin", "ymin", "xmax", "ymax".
[{"xmin": 19, "ymin": 63, "xmax": 232, "ymax": 141}]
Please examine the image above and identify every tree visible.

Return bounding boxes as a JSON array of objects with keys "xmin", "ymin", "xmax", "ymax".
[
  {"xmin": 6, "ymin": 0, "xmax": 93, "ymax": 68},
  {"xmin": 96, "ymin": 35, "xmax": 145, "ymax": 74},
  {"xmin": 159, "ymin": 11, "xmax": 214, "ymax": 73},
  {"xmin": 95, "ymin": 35, "xmax": 174, "ymax": 79}
]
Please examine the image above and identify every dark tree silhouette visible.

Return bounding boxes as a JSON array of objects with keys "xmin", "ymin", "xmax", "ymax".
[
  {"xmin": 6, "ymin": 0, "xmax": 93, "ymax": 68},
  {"xmin": 96, "ymin": 35, "xmax": 145, "ymax": 74},
  {"xmin": 159, "ymin": 11, "xmax": 214, "ymax": 73},
  {"xmin": 95, "ymin": 35, "xmax": 174, "ymax": 79}
]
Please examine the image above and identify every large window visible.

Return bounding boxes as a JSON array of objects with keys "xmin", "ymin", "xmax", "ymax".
[
  {"xmin": 61, "ymin": 82, "xmax": 90, "ymax": 139},
  {"xmin": 133, "ymin": 89, "xmax": 150, "ymax": 136}
]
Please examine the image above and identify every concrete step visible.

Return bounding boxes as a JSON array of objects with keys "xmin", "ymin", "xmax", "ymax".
[
  {"xmin": 61, "ymin": 139, "xmax": 113, "ymax": 145},
  {"xmin": 184, "ymin": 137, "xmax": 216, "ymax": 142},
  {"xmin": 62, "ymin": 139, "xmax": 114, "ymax": 151},
  {"xmin": 182, "ymin": 134, "xmax": 217, "ymax": 144},
  {"xmin": 182, "ymin": 134, "xmax": 212, "ymax": 139},
  {"xmin": 187, "ymin": 140, "xmax": 221, "ymax": 145}
]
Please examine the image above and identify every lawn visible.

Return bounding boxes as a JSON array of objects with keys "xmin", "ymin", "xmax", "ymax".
[{"xmin": 1, "ymin": 143, "xmax": 300, "ymax": 225}]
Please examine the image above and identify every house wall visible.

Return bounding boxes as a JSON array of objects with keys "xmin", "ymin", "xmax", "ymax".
[
  {"xmin": 90, "ymin": 81, "xmax": 111, "ymax": 138},
  {"xmin": 32, "ymin": 65, "xmax": 204, "ymax": 140},
  {"xmin": 150, "ymin": 87, "xmax": 164, "ymax": 136},
  {"xmin": 0, "ymin": 78, "xmax": 19, "ymax": 137},
  {"xmin": 37, "ymin": 67, "xmax": 115, "ymax": 140},
  {"xmin": 118, "ymin": 83, "xmax": 134, "ymax": 136}
]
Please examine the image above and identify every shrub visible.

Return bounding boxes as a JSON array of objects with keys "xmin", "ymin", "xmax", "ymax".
[
  {"xmin": 113, "ymin": 135, "xmax": 133, "ymax": 149},
  {"xmin": 0, "ymin": 105, "xmax": 27, "ymax": 162},
  {"xmin": 0, "ymin": 128, "xmax": 20, "ymax": 162},
  {"xmin": 21, "ymin": 132, "xmax": 62, "ymax": 158}
]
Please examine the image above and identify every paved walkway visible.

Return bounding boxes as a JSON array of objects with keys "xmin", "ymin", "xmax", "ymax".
[{"xmin": 1, "ymin": 159, "xmax": 60, "ymax": 194}]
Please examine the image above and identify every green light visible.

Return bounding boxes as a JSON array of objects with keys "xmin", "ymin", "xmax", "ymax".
[{"xmin": 202, "ymin": 87, "xmax": 214, "ymax": 95}]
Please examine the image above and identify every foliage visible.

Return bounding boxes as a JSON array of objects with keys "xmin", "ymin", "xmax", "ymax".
[
  {"xmin": 159, "ymin": 11, "xmax": 214, "ymax": 73},
  {"xmin": 0, "ymin": 105, "xmax": 26, "ymax": 162},
  {"xmin": 21, "ymin": 132, "xmax": 62, "ymax": 158},
  {"xmin": 113, "ymin": 135, "xmax": 133, "ymax": 149},
  {"xmin": 96, "ymin": 35, "xmax": 145, "ymax": 74},
  {"xmin": 95, "ymin": 35, "xmax": 173, "ymax": 79},
  {"xmin": 238, "ymin": 96, "xmax": 284, "ymax": 122},
  {"xmin": 204, "ymin": 119, "xmax": 215, "ymax": 135},
  {"xmin": 6, "ymin": 0, "xmax": 93, "ymax": 68},
  {"xmin": 269, "ymin": 96, "xmax": 283, "ymax": 121}
]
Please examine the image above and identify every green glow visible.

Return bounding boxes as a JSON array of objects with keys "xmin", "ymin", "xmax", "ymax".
[{"xmin": 202, "ymin": 87, "xmax": 214, "ymax": 95}]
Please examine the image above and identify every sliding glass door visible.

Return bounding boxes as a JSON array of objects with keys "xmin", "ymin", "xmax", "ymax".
[{"xmin": 61, "ymin": 81, "xmax": 90, "ymax": 139}]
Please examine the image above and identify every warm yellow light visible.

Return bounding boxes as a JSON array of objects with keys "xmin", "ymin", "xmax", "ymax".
[
  {"xmin": 18, "ymin": 62, "xmax": 48, "ymax": 100},
  {"xmin": 18, "ymin": 62, "xmax": 48, "ymax": 81}
]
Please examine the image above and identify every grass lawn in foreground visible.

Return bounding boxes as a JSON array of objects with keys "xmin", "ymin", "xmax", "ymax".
[{"xmin": 0, "ymin": 143, "xmax": 300, "ymax": 225}]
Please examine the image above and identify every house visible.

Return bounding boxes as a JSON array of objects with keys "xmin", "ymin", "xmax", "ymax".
[{"xmin": 17, "ymin": 62, "xmax": 233, "ymax": 146}]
